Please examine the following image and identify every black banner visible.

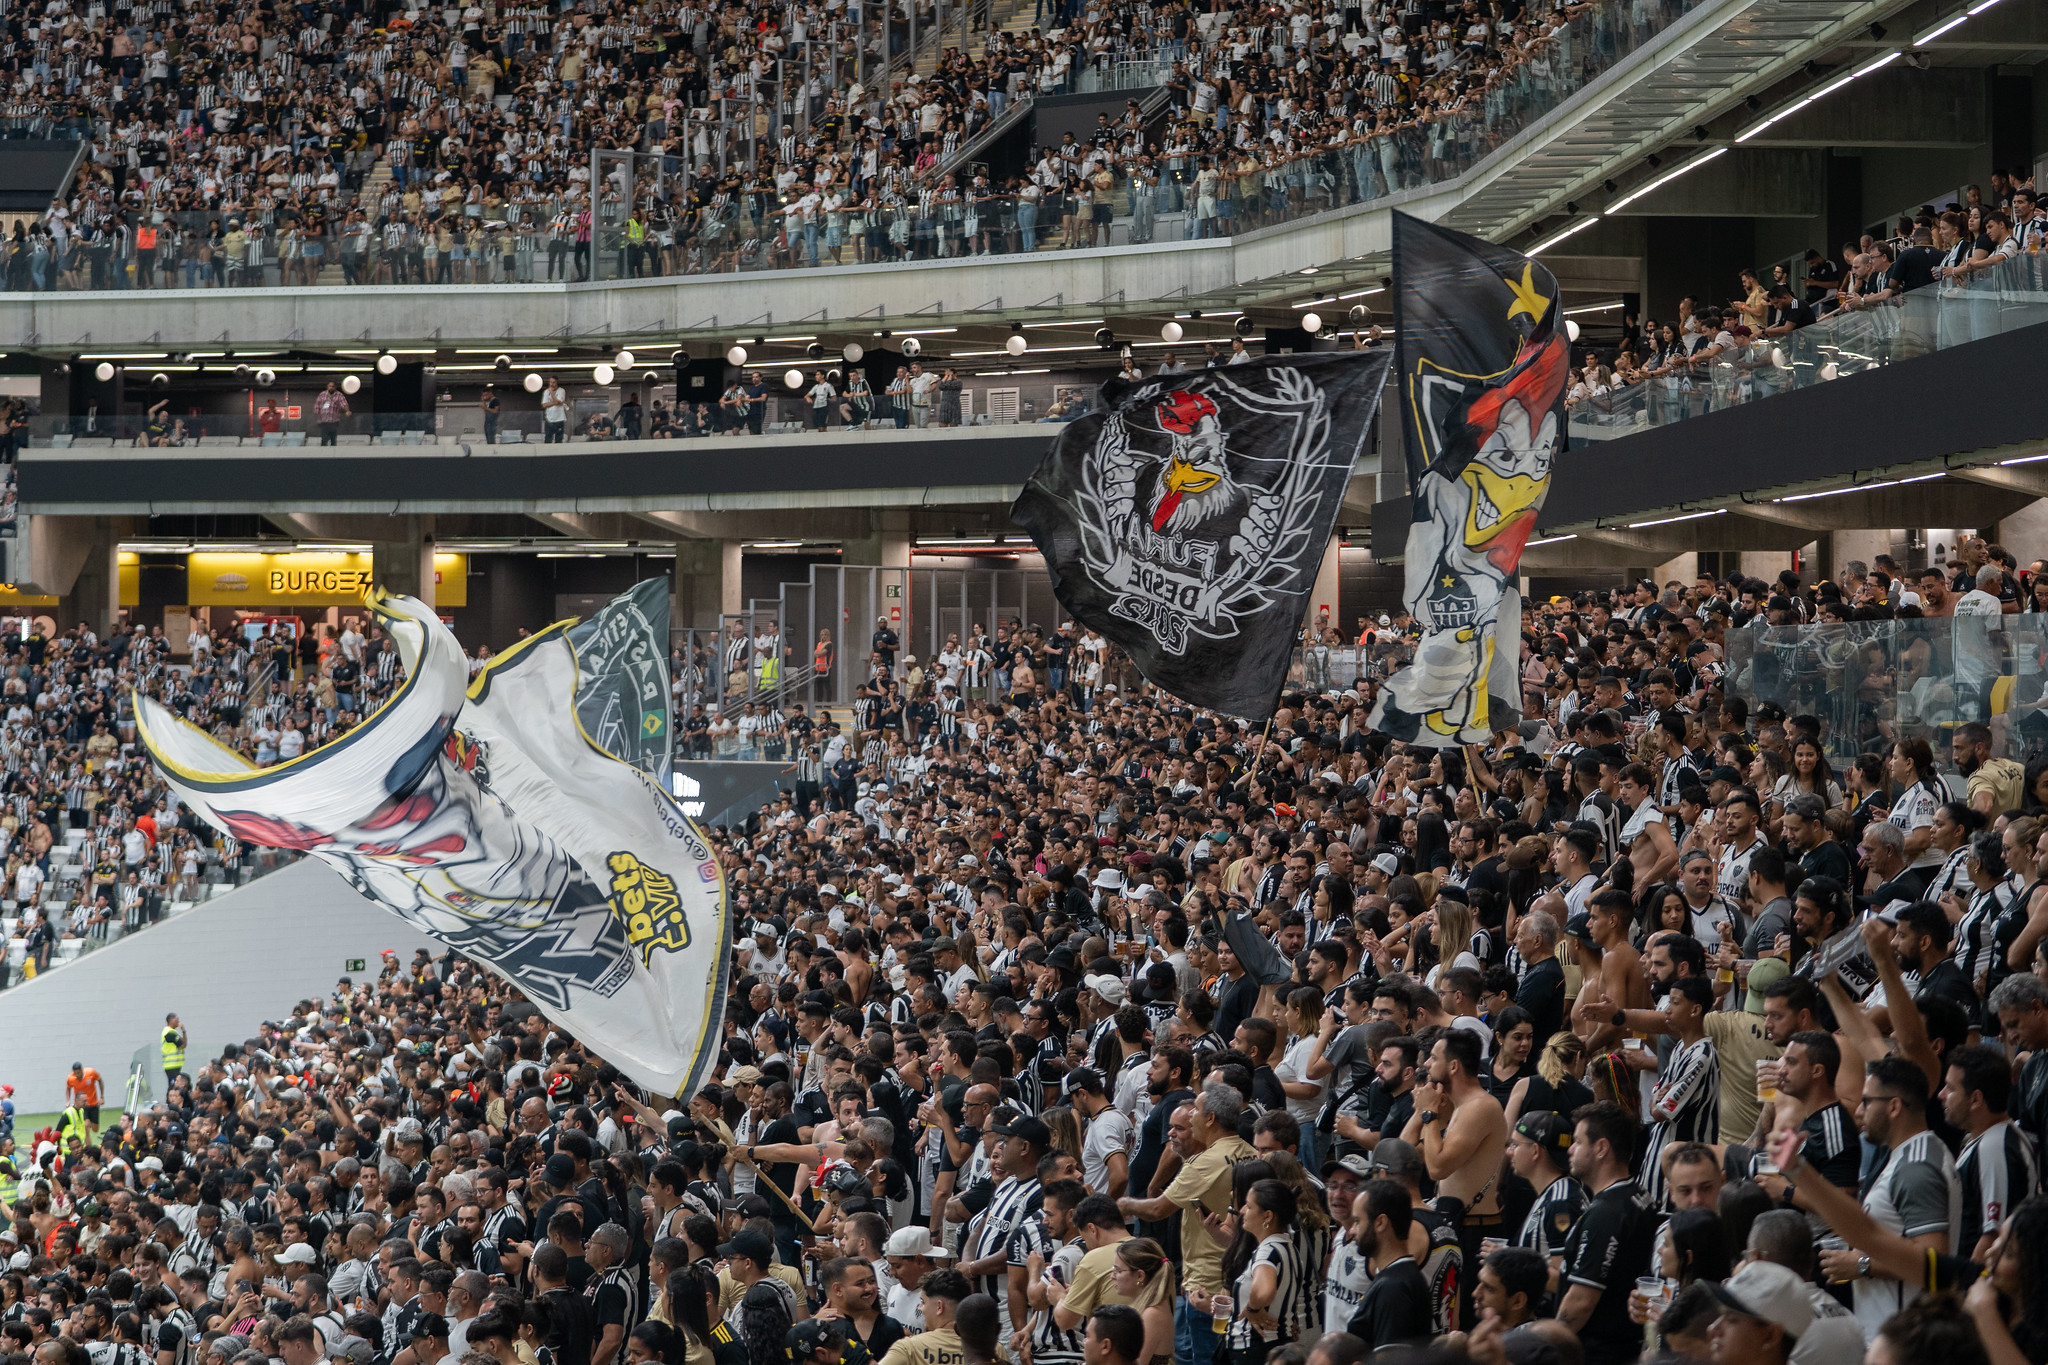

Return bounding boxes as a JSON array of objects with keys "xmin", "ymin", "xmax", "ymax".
[{"xmin": 1011, "ymin": 351, "xmax": 1390, "ymax": 720}]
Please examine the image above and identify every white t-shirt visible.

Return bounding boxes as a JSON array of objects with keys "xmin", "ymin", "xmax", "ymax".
[
  {"xmin": 1079, "ymin": 1105, "xmax": 1135, "ymax": 1195},
  {"xmin": 1276, "ymin": 1033, "xmax": 1328, "ymax": 1126}
]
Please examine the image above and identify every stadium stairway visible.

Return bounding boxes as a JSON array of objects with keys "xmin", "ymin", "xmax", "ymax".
[{"xmin": 0, "ymin": 859, "xmax": 441, "ymax": 1115}]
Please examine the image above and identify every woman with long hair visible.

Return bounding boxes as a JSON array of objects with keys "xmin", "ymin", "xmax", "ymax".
[
  {"xmin": 1506, "ymin": 1031, "xmax": 1594, "ymax": 1128},
  {"xmin": 1275, "ymin": 987, "xmax": 1330, "ymax": 1172},
  {"xmin": 1641, "ymin": 882, "xmax": 1695, "ymax": 950},
  {"xmin": 736, "ymin": 1281, "xmax": 793, "ymax": 1365},
  {"xmin": 1485, "ymin": 1005, "xmax": 1538, "ymax": 1104},
  {"xmin": 1956, "ymin": 830, "xmax": 2015, "ymax": 996},
  {"xmin": 1041, "ymin": 1106, "xmax": 1085, "ymax": 1168},
  {"xmin": 1260, "ymin": 1151, "xmax": 1331, "ymax": 1345},
  {"xmin": 666, "ymin": 1265, "xmax": 722, "ymax": 1365},
  {"xmin": 1776, "ymin": 736, "xmax": 1843, "ymax": 808},
  {"xmin": 1888, "ymin": 737, "xmax": 1947, "ymax": 870},
  {"xmin": 1213, "ymin": 1179, "xmax": 1301, "ymax": 1365},
  {"xmin": 1107, "ymin": 1239, "xmax": 1178, "ymax": 1365},
  {"xmin": 1424, "ymin": 893, "xmax": 1480, "ymax": 988}
]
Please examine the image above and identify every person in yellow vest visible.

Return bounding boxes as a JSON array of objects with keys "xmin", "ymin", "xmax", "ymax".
[
  {"xmin": 57, "ymin": 1103, "xmax": 90, "ymax": 1150},
  {"xmin": 161, "ymin": 1011, "xmax": 187, "ymax": 1081},
  {"xmin": 875, "ymin": 1268, "xmax": 972, "ymax": 1365},
  {"xmin": 0, "ymin": 1137, "xmax": 19, "ymax": 1214}
]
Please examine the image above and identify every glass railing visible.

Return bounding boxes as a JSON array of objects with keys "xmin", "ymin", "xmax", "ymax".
[
  {"xmin": 1724, "ymin": 614, "xmax": 2048, "ymax": 769},
  {"xmin": 0, "ymin": 0, "xmax": 1695, "ymax": 293},
  {"xmin": 1568, "ymin": 249, "xmax": 2048, "ymax": 441}
]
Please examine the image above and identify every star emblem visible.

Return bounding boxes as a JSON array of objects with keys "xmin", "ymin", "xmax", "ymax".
[{"xmin": 1504, "ymin": 262, "xmax": 1548, "ymax": 324}]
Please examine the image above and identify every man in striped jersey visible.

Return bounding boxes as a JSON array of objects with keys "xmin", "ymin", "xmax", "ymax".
[
  {"xmin": 1835, "ymin": 1055, "xmax": 1962, "ymax": 1345},
  {"xmin": 1635, "ymin": 977, "xmax": 1718, "ymax": 1211},
  {"xmin": 1014, "ymin": 1180, "xmax": 1089, "ymax": 1365},
  {"xmin": 581, "ymin": 1224, "xmax": 638, "ymax": 1365},
  {"xmin": 1941, "ymin": 1043, "xmax": 2040, "ymax": 1262}
]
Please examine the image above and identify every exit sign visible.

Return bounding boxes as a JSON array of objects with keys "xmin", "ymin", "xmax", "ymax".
[{"xmin": 345, "ymin": 958, "xmax": 366, "ymax": 972}]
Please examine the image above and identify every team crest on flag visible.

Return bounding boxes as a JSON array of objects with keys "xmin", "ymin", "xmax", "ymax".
[{"xmin": 1013, "ymin": 351, "xmax": 1390, "ymax": 719}]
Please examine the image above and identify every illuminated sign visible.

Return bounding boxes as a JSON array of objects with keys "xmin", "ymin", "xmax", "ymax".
[{"xmin": 672, "ymin": 772, "xmax": 706, "ymax": 818}]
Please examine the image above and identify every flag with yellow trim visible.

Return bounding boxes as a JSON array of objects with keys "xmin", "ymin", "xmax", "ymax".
[{"xmin": 1369, "ymin": 212, "xmax": 1570, "ymax": 746}]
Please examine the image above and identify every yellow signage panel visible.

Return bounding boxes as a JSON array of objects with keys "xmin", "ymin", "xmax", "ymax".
[
  {"xmin": 432, "ymin": 552, "xmax": 468, "ymax": 608},
  {"xmin": 174, "ymin": 552, "xmax": 468, "ymax": 608},
  {"xmin": 189, "ymin": 553, "xmax": 376, "ymax": 606}
]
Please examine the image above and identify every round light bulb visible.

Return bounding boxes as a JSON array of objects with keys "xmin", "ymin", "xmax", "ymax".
[
  {"xmin": 524, "ymin": 372, "xmax": 544, "ymax": 393},
  {"xmin": 375, "ymin": 353, "xmax": 398, "ymax": 375},
  {"xmin": 94, "ymin": 361, "xmax": 115, "ymax": 382},
  {"xmin": 1160, "ymin": 321, "xmax": 1184, "ymax": 343},
  {"xmin": 255, "ymin": 368, "xmax": 276, "ymax": 386},
  {"xmin": 784, "ymin": 369, "xmax": 805, "ymax": 390},
  {"xmin": 1005, "ymin": 334, "xmax": 1029, "ymax": 356},
  {"xmin": 593, "ymin": 363, "xmax": 616, "ymax": 386},
  {"xmin": 341, "ymin": 374, "xmax": 362, "ymax": 395},
  {"xmin": 841, "ymin": 342, "xmax": 864, "ymax": 364},
  {"xmin": 1565, "ymin": 319, "xmax": 1581, "ymax": 343},
  {"xmin": 901, "ymin": 337, "xmax": 921, "ymax": 357},
  {"xmin": 615, "ymin": 350, "xmax": 635, "ymax": 370},
  {"xmin": 494, "ymin": 354, "xmax": 511, "ymax": 371},
  {"xmin": 1301, "ymin": 312, "xmax": 1322, "ymax": 334},
  {"xmin": 726, "ymin": 345, "xmax": 749, "ymax": 366}
]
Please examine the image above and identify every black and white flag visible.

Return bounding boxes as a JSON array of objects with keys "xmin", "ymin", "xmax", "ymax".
[{"xmin": 1011, "ymin": 351, "xmax": 1390, "ymax": 719}]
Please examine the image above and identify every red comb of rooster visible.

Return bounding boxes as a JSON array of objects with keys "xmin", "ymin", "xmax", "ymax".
[{"xmin": 1157, "ymin": 390, "xmax": 1218, "ymax": 434}]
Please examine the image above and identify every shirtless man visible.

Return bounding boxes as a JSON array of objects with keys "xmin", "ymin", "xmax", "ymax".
[
  {"xmin": 1616, "ymin": 764, "xmax": 1679, "ymax": 888},
  {"xmin": 1399, "ymin": 1029, "xmax": 1507, "ymax": 1325},
  {"xmin": 1571, "ymin": 888, "xmax": 1651, "ymax": 1054}
]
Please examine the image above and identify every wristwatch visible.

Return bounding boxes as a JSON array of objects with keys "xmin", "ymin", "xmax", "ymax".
[
  {"xmin": 1611, "ymin": 1009, "xmax": 1626, "ymax": 1026},
  {"xmin": 1416, "ymin": 1110, "xmax": 1440, "ymax": 1127},
  {"xmin": 1857, "ymin": 1255, "xmax": 1872, "ymax": 1279}
]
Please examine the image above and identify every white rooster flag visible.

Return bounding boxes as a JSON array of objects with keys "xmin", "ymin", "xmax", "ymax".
[{"xmin": 135, "ymin": 590, "xmax": 729, "ymax": 1099}]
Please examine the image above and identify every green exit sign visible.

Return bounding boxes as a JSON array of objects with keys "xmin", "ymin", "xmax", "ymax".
[{"xmin": 345, "ymin": 958, "xmax": 366, "ymax": 972}]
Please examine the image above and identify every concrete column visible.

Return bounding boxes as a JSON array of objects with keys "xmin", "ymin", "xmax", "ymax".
[
  {"xmin": 1739, "ymin": 551, "xmax": 1793, "ymax": 583},
  {"xmin": 843, "ymin": 509, "xmax": 912, "ymax": 567},
  {"xmin": 671, "ymin": 540, "xmax": 741, "ymax": 629},
  {"xmin": 56, "ymin": 516, "xmax": 122, "ymax": 635},
  {"xmin": 1997, "ymin": 502, "xmax": 2048, "ymax": 561},
  {"xmin": 371, "ymin": 514, "xmax": 436, "ymax": 606},
  {"xmin": 1306, "ymin": 534, "xmax": 1341, "ymax": 634},
  {"xmin": 1831, "ymin": 529, "xmax": 1894, "ymax": 578},
  {"xmin": 1652, "ymin": 552, "xmax": 1698, "ymax": 587}
]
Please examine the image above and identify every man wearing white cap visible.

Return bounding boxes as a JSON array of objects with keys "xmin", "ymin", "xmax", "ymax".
[
  {"xmin": 1704, "ymin": 1261, "xmax": 1810, "ymax": 1365},
  {"xmin": 882, "ymin": 1227, "xmax": 955, "ymax": 1330}
]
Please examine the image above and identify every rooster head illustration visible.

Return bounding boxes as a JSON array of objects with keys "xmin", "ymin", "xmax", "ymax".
[{"xmin": 1151, "ymin": 390, "xmax": 1237, "ymax": 534}]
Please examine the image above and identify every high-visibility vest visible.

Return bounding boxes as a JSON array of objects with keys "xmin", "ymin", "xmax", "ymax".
[
  {"xmin": 58, "ymin": 1107, "xmax": 88, "ymax": 1144},
  {"xmin": 135, "ymin": 225, "xmax": 157, "ymax": 250},
  {"xmin": 0, "ymin": 1159, "xmax": 16, "ymax": 1208},
  {"xmin": 161, "ymin": 1026, "xmax": 186, "ymax": 1071}
]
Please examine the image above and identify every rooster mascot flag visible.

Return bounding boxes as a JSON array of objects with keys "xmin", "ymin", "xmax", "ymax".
[
  {"xmin": 1369, "ymin": 212, "xmax": 1569, "ymax": 746},
  {"xmin": 1013, "ymin": 349, "xmax": 1390, "ymax": 720}
]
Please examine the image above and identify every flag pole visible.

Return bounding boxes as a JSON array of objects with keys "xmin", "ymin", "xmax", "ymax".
[{"xmin": 736, "ymin": 1155, "xmax": 820, "ymax": 1233}]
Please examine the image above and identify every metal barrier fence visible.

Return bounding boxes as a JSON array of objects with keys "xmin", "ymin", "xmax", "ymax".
[{"xmin": 1568, "ymin": 249, "xmax": 2048, "ymax": 443}]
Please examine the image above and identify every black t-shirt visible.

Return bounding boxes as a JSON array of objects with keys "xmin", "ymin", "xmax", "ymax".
[
  {"xmin": 540, "ymin": 1287, "xmax": 596, "ymax": 1365},
  {"xmin": 1560, "ymin": 1180, "xmax": 1656, "ymax": 1365},
  {"xmin": 1803, "ymin": 258, "xmax": 1842, "ymax": 304},
  {"xmin": 1796, "ymin": 1102, "xmax": 1861, "ymax": 1190},
  {"xmin": 761, "ymin": 1114, "xmax": 804, "ymax": 1214},
  {"xmin": 1516, "ymin": 957, "xmax": 1566, "ymax": 1048},
  {"xmin": 1799, "ymin": 839, "xmax": 1854, "ymax": 888},
  {"xmin": 1346, "ymin": 1255, "xmax": 1431, "ymax": 1348},
  {"xmin": 1250, "ymin": 1065, "xmax": 1287, "ymax": 1114}
]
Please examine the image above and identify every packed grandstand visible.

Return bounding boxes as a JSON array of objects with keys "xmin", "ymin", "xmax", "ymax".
[{"xmin": 3, "ymin": 560, "xmax": 2048, "ymax": 1365}]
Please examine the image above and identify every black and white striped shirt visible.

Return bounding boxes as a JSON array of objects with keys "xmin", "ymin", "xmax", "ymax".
[
  {"xmin": 971, "ymin": 1175, "xmax": 1042, "ymax": 1299},
  {"xmin": 1956, "ymin": 1119, "xmax": 2038, "ymax": 1241}
]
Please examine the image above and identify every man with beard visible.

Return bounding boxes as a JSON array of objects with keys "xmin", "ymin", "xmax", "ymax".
[
  {"xmin": 1954, "ymin": 721, "xmax": 2024, "ymax": 819},
  {"xmin": 1123, "ymin": 1046, "xmax": 1194, "ymax": 1256},
  {"xmin": 1827, "ymin": 1057, "xmax": 1960, "ymax": 1345},
  {"xmin": 1877, "ymin": 901, "xmax": 1976, "ymax": 1019},
  {"xmin": 1789, "ymin": 876, "xmax": 1852, "ymax": 964},
  {"xmin": 1399, "ymin": 1029, "xmax": 1507, "ymax": 1322},
  {"xmin": 815, "ymin": 1257, "xmax": 907, "ymax": 1365},
  {"xmin": 1558, "ymin": 1103, "xmax": 1656, "ymax": 1365}
]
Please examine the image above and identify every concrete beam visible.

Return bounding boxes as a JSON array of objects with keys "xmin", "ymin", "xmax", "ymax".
[
  {"xmin": 263, "ymin": 512, "xmax": 325, "ymax": 539},
  {"xmin": 1741, "ymin": 68, "xmax": 1986, "ymax": 148},
  {"xmin": 1605, "ymin": 149, "xmax": 1827, "ymax": 218},
  {"xmin": 1950, "ymin": 464, "xmax": 2048, "ymax": 498}
]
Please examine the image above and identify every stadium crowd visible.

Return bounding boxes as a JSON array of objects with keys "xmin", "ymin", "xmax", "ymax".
[
  {"xmin": 0, "ymin": 612, "xmax": 417, "ymax": 982},
  {"xmin": 0, "ymin": 0, "xmax": 1648, "ymax": 287},
  {"xmin": 1564, "ymin": 173, "xmax": 2048, "ymax": 411},
  {"xmin": 9, "ymin": 554, "xmax": 2048, "ymax": 1365}
]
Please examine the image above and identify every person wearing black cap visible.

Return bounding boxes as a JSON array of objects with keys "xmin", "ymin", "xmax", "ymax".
[
  {"xmin": 1505, "ymin": 1111, "xmax": 1583, "ymax": 1259},
  {"xmin": 785, "ymin": 1316, "xmax": 850, "ymax": 1365},
  {"xmin": 959, "ymin": 1115, "xmax": 1050, "ymax": 1326}
]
